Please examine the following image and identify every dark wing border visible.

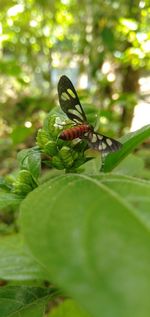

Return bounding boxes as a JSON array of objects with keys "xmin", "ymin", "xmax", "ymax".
[
  {"xmin": 58, "ymin": 75, "xmax": 87, "ymax": 124},
  {"xmin": 85, "ymin": 131, "xmax": 122, "ymax": 154}
]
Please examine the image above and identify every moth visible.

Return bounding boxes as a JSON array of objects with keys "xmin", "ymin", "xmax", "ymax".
[{"xmin": 58, "ymin": 75, "xmax": 122, "ymax": 155}]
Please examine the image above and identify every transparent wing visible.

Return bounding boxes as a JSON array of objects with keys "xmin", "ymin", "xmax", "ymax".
[
  {"xmin": 84, "ymin": 131, "xmax": 122, "ymax": 154},
  {"xmin": 57, "ymin": 75, "xmax": 87, "ymax": 124}
]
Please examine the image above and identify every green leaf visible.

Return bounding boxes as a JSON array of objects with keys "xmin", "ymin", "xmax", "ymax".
[
  {"xmin": 21, "ymin": 174, "xmax": 150, "ymax": 317},
  {"xmin": 0, "ymin": 286, "xmax": 54, "ymax": 317},
  {"xmin": 48, "ymin": 299, "xmax": 91, "ymax": 317},
  {"xmin": 17, "ymin": 147, "xmax": 41, "ymax": 179},
  {"xmin": 0, "ymin": 177, "xmax": 12, "ymax": 191},
  {"xmin": 26, "ymin": 151, "xmax": 41, "ymax": 179},
  {"xmin": 0, "ymin": 193, "xmax": 22, "ymax": 210},
  {"xmin": 113, "ymin": 154, "xmax": 145, "ymax": 176},
  {"xmin": 102, "ymin": 124, "xmax": 150, "ymax": 172},
  {"xmin": 12, "ymin": 302, "xmax": 45, "ymax": 317},
  {"xmin": 0, "ymin": 234, "xmax": 47, "ymax": 281},
  {"xmin": 17, "ymin": 149, "xmax": 29, "ymax": 168},
  {"xmin": 95, "ymin": 174, "xmax": 150, "ymax": 227}
]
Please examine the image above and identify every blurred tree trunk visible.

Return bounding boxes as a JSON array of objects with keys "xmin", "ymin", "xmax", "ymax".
[
  {"xmin": 120, "ymin": 65, "xmax": 139, "ymax": 133},
  {"xmin": 119, "ymin": 0, "xmax": 141, "ymax": 133}
]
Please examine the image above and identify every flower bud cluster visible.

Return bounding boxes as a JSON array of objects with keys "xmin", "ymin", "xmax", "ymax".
[{"xmin": 36, "ymin": 113, "xmax": 88, "ymax": 171}]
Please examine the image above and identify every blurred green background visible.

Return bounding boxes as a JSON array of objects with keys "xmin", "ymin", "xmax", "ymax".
[{"xmin": 0, "ymin": 0, "xmax": 150, "ymax": 176}]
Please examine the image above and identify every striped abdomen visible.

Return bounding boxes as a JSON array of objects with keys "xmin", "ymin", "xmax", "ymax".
[{"xmin": 59, "ymin": 124, "xmax": 91, "ymax": 140}]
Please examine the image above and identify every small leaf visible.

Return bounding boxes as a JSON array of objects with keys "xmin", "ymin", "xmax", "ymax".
[
  {"xmin": 0, "ymin": 177, "xmax": 12, "ymax": 191},
  {"xmin": 28, "ymin": 150, "xmax": 41, "ymax": 179},
  {"xmin": 0, "ymin": 234, "xmax": 47, "ymax": 281},
  {"xmin": 17, "ymin": 147, "xmax": 41, "ymax": 179},
  {"xmin": 12, "ymin": 302, "xmax": 45, "ymax": 317},
  {"xmin": 0, "ymin": 286, "xmax": 55, "ymax": 317},
  {"xmin": 0, "ymin": 193, "xmax": 22, "ymax": 210}
]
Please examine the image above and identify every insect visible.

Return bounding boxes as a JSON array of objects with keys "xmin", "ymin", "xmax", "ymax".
[{"xmin": 58, "ymin": 75, "xmax": 122, "ymax": 155}]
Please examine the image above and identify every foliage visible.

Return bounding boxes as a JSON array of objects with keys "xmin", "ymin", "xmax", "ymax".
[
  {"xmin": 0, "ymin": 0, "xmax": 150, "ymax": 316},
  {"xmin": 102, "ymin": 124, "xmax": 150, "ymax": 172},
  {"xmin": 20, "ymin": 172, "xmax": 150, "ymax": 317},
  {"xmin": 0, "ymin": 0, "xmax": 150, "ymax": 147},
  {"xmin": 0, "ymin": 107, "xmax": 150, "ymax": 316},
  {"xmin": 0, "ymin": 285, "xmax": 57, "ymax": 317},
  {"xmin": 1, "ymin": 107, "xmax": 149, "ymax": 201}
]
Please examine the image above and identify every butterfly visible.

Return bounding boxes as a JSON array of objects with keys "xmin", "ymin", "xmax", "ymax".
[{"xmin": 57, "ymin": 75, "xmax": 122, "ymax": 155}]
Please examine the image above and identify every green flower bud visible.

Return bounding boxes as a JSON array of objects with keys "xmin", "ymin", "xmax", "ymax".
[
  {"xmin": 12, "ymin": 183, "xmax": 33, "ymax": 196},
  {"xmin": 59, "ymin": 146, "xmax": 74, "ymax": 168},
  {"xmin": 36, "ymin": 112, "xmax": 89, "ymax": 171},
  {"xmin": 4, "ymin": 175, "xmax": 16, "ymax": 190},
  {"xmin": 51, "ymin": 156, "xmax": 64, "ymax": 170},
  {"xmin": 12, "ymin": 170, "xmax": 37, "ymax": 196},
  {"xmin": 47, "ymin": 115, "xmax": 63, "ymax": 139},
  {"xmin": 36, "ymin": 129, "xmax": 50, "ymax": 148},
  {"xmin": 71, "ymin": 150, "xmax": 79, "ymax": 161},
  {"xmin": 44, "ymin": 140, "xmax": 58, "ymax": 156},
  {"xmin": 18, "ymin": 170, "xmax": 36, "ymax": 186}
]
